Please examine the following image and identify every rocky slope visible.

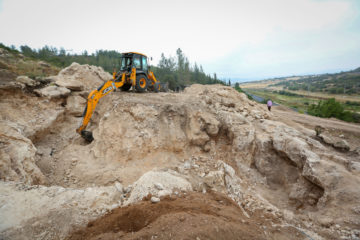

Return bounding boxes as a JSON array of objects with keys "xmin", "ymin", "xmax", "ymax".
[{"xmin": 0, "ymin": 61, "xmax": 359, "ymax": 240}]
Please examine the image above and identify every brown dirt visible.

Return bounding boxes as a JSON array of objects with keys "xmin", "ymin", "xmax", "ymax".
[
  {"xmin": 67, "ymin": 191, "xmax": 305, "ymax": 240},
  {"xmin": 272, "ymin": 105, "xmax": 360, "ymax": 150}
]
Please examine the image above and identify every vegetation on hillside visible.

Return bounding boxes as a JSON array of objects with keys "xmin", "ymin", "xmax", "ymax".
[
  {"xmin": 234, "ymin": 82, "xmax": 253, "ymax": 100},
  {"xmin": 246, "ymin": 88, "xmax": 360, "ymax": 123},
  {"xmin": 152, "ymin": 48, "xmax": 226, "ymax": 89},
  {"xmin": 0, "ymin": 43, "xmax": 226, "ymax": 90},
  {"xmin": 270, "ymin": 70, "xmax": 360, "ymax": 95},
  {"xmin": 308, "ymin": 98, "xmax": 360, "ymax": 123},
  {"xmin": 0, "ymin": 43, "xmax": 60, "ymax": 78}
]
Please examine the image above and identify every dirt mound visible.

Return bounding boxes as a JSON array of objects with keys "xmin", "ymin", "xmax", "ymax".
[
  {"xmin": 1, "ymin": 63, "xmax": 360, "ymax": 240},
  {"xmin": 67, "ymin": 192, "xmax": 304, "ymax": 240}
]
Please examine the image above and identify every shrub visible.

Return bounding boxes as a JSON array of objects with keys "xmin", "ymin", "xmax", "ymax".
[
  {"xmin": 308, "ymin": 98, "xmax": 359, "ymax": 123},
  {"xmin": 234, "ymin": 83, "xmax": 253, "ymax": 100}
]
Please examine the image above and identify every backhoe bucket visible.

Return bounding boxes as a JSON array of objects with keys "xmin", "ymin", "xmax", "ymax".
[{"xmin": 81, "ymin": 130, "xmax": 94, "ymax": 142}]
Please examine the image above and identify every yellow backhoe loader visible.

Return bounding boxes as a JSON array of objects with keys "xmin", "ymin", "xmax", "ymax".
[{"xmin": 76, "ymin": 52, "xmax": 161, "ymax": 141}]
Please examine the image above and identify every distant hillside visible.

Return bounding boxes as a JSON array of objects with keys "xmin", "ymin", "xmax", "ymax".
[
  {"xmin": 0, "ymin": 43, "xmax": 60, "ymax": 80},
  {"xmin": 269, "ymin": 68, "xmax": 360, "ymax": 95}
]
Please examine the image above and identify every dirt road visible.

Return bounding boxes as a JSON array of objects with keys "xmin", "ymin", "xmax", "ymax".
[{"xmin": 271, "ymin": 105, "xmax": 360, "ymax": 151}]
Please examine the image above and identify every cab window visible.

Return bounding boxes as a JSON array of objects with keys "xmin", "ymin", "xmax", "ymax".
[
  {"xmin": 142, "ymin": 56, "xmax": 147, "ymax": 71},
  {"xmin": 133, "ymin": 56, "xmax": 141, "ymax": 69},
  {"xmin": 120, "ymin": 57, "xmax": 131, "ymax": 70}
]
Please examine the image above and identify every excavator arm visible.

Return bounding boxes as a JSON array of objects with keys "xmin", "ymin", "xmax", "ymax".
[
  {"xmin": 148, "ymin": 71, "xmax": 158, "ymax": 83},
  {"xmin": 76, "ymin": 71, "xmax": 133, "ymax": 141}
]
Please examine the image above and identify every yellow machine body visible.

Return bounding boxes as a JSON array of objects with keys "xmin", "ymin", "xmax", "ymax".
[{"xmin": 76, "ymin": 52, "xmax": 161, "ymax": 141}]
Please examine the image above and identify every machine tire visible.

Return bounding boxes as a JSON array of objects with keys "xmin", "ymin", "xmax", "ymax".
[
  {"xmin": 135, "ymin": 74, "xmax": 148, "ymax": 92},
  {"xmin": 120, "ymin": 84, "xmax": 132, "ymax": 91},
  {"xmin": 154, "ymin": 82, "xmax": 161, "ymax": 93}
]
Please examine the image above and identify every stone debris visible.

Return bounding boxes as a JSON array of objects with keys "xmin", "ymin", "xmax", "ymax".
[
  {"xmin": 115, "ymin": 181, "xmax": 123, "ymax": 193},
  {"xmin": 125, "ymin": 171, "xmax": 192, "ymax": 204},
  {"xmin": 16, "ymin": 75, "xmax": 38, "ymax": 87},
  {"xmin": 35, "ymin": 85, "xmax": 71, "ymax": 98},
  {"xmin": 150, "ymin": 196, "xmax": 160, "ymax": 203},
  {"xmin": 66, "ymin": 95, "xmax": 86, "ymax": 116},
  {"xmin": 55, "ymin": 78, "xmax": 83, "ymax": 91},
  {"xmin": 0, "ymin": 63, "xmax": 359, "ymax": 240},
  {"xmin": 333, "ymin": 139, "xmax": 350, "ymax": 151}
]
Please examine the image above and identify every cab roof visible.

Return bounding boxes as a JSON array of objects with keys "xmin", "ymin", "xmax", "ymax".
[{"xmin": 122, "ymin": 52, "xmax": 147, "ymax": 57}]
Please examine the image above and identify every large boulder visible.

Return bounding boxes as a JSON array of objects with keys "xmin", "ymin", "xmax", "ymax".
[
  {"xmin": 35, "ymin": 85, "xmax": 71, "ymax": 98},
  {"xmin": 55, "ymin": 62, "xmax": 112, "ymax": 90},
  {"xmin": 55, "ymin": 78, "xmax": 83, "ymax": 91},
  {"xmin": 66, "ymin": 95, "xmax": 86, "ymax": 116},
  {"xmin": 125, "ymin": 171, "xmax": 192, "ymax": 204},
  {"xmin": 15, "ymin": 76, "xmax": 38, "ymax": 87}
]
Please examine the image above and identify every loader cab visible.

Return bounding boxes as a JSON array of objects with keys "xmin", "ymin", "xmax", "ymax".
[{"xmin": 120, "ymin": 52, "xmax": 148, "ymax": 74}]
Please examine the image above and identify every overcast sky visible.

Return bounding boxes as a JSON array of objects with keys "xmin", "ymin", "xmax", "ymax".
[{"xmin": 0, "ymin": 0, "xmax": 359, "ymax": 81}]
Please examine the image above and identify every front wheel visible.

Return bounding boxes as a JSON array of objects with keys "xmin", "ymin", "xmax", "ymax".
[{"xmin": 135, "ymin": 75, "xmax": 148, "ymax": 92}]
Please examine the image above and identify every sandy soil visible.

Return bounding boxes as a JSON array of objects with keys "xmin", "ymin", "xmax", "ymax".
[
  {"xmin": 67, "ymin": 192, "xmax": 306, "ymax": 240},
  {"xmin": 272, "ymin": 105, "xmax": 360, "ymax": 151}
]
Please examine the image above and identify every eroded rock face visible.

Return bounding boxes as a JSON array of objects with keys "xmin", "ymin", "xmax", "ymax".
[
  {"xmin": 125, "ymin": 171, "xmax": 192, "ymax": 204},
  {"xmin": 1, "ymin": 66, "xmax": 359, "ymax": 240},
  {"xmin": 35, "ymin": 85, "xmax": 71, "ymax": 98},
  {"xmin": 66, "ymin": 95, "xmax": 86, "ymax": 116},
  {"xmin": 0, "ymin": 122, "xmax": 46, "ymax": 184},
  {"xmin": 55, "ymin": 78, "xmax": 83, "ymax": 91},
  {"xmin": 0, "ymin": 182, "xmax": 120, "ymax": 239},
  {"xmin": 16, "ymin": 76, "xmax": 38, "ymax": 87}
]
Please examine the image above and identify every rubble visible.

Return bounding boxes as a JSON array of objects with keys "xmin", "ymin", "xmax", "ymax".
[
  {"xmin": 0, "ymin": 63, "xmax": 359, "ymax": 239},
  {"xmin": 35, "ymin": 85, "xmax": 71, "ymax": 98}
]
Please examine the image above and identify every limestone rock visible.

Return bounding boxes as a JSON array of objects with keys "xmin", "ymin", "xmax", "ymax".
[
  {"xmin": 150, "ymin": 196, "xmax": 160, "ymax": 203},
  {"xmin": 187, "ymin": 112, "xmax": 210, "ymax": 147},
  {"xmin": 320, "ymin": 134, "xmax": 335, "ymax": 145},
  {"xmin": 0, "ymin": 182, "xmax": 119, "ymax": 235},
  {"xmin": 35, "ymin": 85, "xmax": 70, "ymax": 98},
  {"xmin": 0, "ymin": 122, "xmax": 46, "ymax": 184},
  {"xmin": 154, "ymin": 183, "xmax": 164, "ymax": 190},
  {"xmin": 349, "ymin": 161, "xmax": 360, "ymax": 174},
  {"xmin": 44, "ymin": 75, "xmax": 58, "ymax": 82},
  {"xmin": 204, "ymin": 170, "xmax": 225, "ymax": 190},
  {"xmin": 16, "ymin": 76, "xmax": 38, "ymax": 87},
  {"xmin": 317, "ymin": 216, "xmax": 334, "ymax": 228},
  {"xmin": 115, "ymin": 182, "xmax": 123, "ymax": 193},
  {"xmin": 66, "ymin": 95, "xmax": 86, "ymax": 116},
  {"xmin": 56, "ymin": 62, "xmax": 111, "ymax": 90},
  {"xmin": 125, "ymin": 171, "xmax": 192, "ymax": 204},
  {"xmin": 333, "ymin": 140, "xmax": 350, "ymax": 151},
  {"xmin": 38, "ymin": 61, "xmax": 50, "ymax": 67},
  {"xmin": 55, "ymin": 78, "xmax": 83, "ymax": 91}
]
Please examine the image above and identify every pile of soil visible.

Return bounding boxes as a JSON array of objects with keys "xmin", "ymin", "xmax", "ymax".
[{"xmin": 68, "ymin": 192, "xmax": 304, "ymax": 240}]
